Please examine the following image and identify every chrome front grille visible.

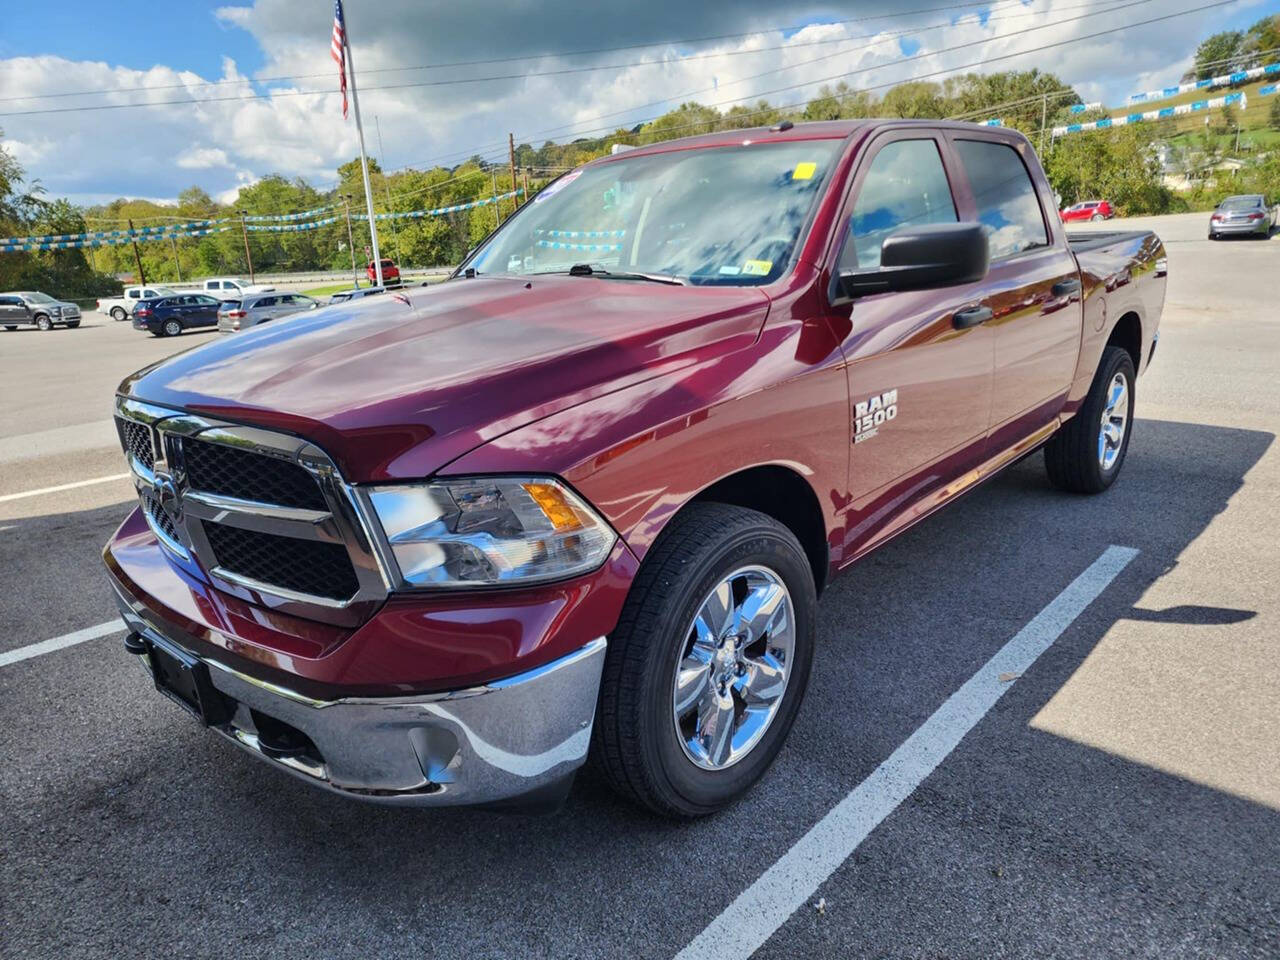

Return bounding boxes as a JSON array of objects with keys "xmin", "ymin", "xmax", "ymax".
[
  {"xmin": 117, "ymin": 417, "xmax": 154, "ymax": 472},
  {"xmin": 183, "ymin": 436, "xmax": 328, "ymax": 511},
  {"xmin": 114, "ymin": 397, "xmax": 389, "ymax": 626}
]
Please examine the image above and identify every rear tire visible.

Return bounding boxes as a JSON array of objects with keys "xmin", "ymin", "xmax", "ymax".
[
  {"xmin": 1091, "ymin": 213, "xmax": 1104, "ymax": 221},
  {"xmin": 110, "ymin": 306, "xmax": 126, "ymax": 321},
  {"xmin": 3, "ymin": 325, "xmax": 16, "ymax": 331},
  {"xmin": 1045, "ymin": 345, "xmax": 1136, "ymax": 494},
  {"xmin": 1208, "ymin": 232, "xmax": 1218, "ymax": 241},
  {"xmin": 591, "ymin": 502, "xmax": 817, "ymax": 818},
  {"xmin": 35, "ymin": 314, "xmax": 52, "ymax": 331},
  {"xmin": 162, "ymin": 318, "xmax": 182, "ymax": 337}
]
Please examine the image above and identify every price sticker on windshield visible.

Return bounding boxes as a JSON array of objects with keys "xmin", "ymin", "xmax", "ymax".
[
  {"xmin": 792, "ymin": 162, "xmax": 818, "ymax": 180},
  {"xmin": 742, "ymin": 259, "xmax": 773, "ymax": 276}
]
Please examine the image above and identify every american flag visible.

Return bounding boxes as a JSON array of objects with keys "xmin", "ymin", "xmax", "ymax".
[{"xmin": 330, "ymin": 0, "xmax": 348, "ymax": 119}]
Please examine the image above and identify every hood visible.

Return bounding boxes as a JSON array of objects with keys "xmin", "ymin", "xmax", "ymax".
[{"xmin": 120, "ymin": 276, "xmax": 770, "ymax": 481}]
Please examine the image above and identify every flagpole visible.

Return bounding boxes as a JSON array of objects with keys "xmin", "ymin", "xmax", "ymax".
[{"xmin": 340, "ymin": 6, "xmax": 384, "ymax": 288}]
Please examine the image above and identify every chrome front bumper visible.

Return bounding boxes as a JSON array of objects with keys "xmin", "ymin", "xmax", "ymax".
[{"xmin": 113, "ymin": 588, "xmax": 606, "ymax": 806}]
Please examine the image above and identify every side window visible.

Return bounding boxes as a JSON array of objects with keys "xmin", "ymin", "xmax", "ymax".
[
  {"xmin": 841, "ymin": 139, "xmax": 957, "ymax": 271},
  {"xmin": 256, "ymin": 296, "xmax": 278, "ymax": 307},
  {"xmin": 953, "ymin": 139, "xmax": 1048, "ymax": 260}
]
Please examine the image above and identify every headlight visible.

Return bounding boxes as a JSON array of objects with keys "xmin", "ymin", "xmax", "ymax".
[
  {"xmin": 369, "ymin": 476, "xmax": 616, "ymax": 588},
  {"xmin": 51, "ymin": 306, "xmax": 63, "ymax": 316}
]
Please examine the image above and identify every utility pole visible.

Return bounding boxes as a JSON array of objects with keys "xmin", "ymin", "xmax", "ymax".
[
  {"xmin": 341, "ymin": 195, "xmax": 359, "ymax": 285},
  {"xmin": 522, "ymin": 167, "xmax": 530, "ymax": 205},
  {"xmin": 169, "ymin": 235, "xmax": 182, "ymax": 283},
  {"xmin": 127, "ymin": 218, "xmax": 146, "ymax": 286},
  {"xmin": 374, "ymin": 115, "xmax": 403, "ymax": 268},
  {"xmin": 491, "ymin": 169, "xmax": 500, "ymax": 230},
  {"xmin": 508, "ymin": 133, "xmax": 518, "ymax": 197},
  {"xmin": 237, "ymin": 211, "xmax": 255, "ymax": 284},
  {"xmin": 1038, "ymin": 93, "xmax": 1048, "ymax": 155}
]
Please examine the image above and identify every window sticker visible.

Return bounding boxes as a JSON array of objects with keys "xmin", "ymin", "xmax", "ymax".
[
  {"xmin": 741, "ymin": 259, "xmax": 773, "ymax": 276},
  {"xmin": 792, "ymin": 161, "xmax": 818, "ymax": 180},
  {"xmin": 718, "ymin": 265, "xmax": 742, "ymax": 275}
]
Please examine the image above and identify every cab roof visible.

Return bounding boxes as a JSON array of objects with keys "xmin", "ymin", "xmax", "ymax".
[{"xmin": 591, "ymin": 118, "xmax": 1025, "ymax": 164}]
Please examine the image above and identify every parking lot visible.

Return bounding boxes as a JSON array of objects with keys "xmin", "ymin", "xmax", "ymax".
[{"xmin": 1, "ymin": 212, "xmax": 1277, "ymax": 958}]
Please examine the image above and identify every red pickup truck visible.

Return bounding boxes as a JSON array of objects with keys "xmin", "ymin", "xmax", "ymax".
[{"xmin": 105, "ymin": 120, "xmax": 1164, "ymax": 817}]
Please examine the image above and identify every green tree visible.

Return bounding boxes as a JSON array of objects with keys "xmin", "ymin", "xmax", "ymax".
[
  {"xmin": 1186, "ymin": 30, "xmax": 1244, "ymax": 80},
  {"xmin": 1269, "ymin": 95, "xmax": 1280, "ymax": 133},
  {"xmin": 1044, "ymin": 126, "xmax": 1171, "ymax": 214}
]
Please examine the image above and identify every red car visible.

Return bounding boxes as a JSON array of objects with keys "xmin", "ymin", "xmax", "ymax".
[
  {"xmin": 1060, "ymin": 199, "xmax": 1114, "ymax": 222},
  {"xmin": 104, "ymin": 120, "xmax": 1165, "ymax": 816},
  {"xmin": 366, "ymin": 257, "xmax": 400, "ymax": 285}
]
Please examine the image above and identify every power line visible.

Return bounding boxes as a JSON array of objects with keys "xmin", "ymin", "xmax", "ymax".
[
  {"xmin": 511, "ymin": 0, "xmax": 1185, "ymax": 146},
  {"xmin": 0, "ymin": 0, "xmax": 1007, "ymax": 105},
  {"xmin": 0, "ymin": 0, "xmax": 1120, "ymax": 119}
]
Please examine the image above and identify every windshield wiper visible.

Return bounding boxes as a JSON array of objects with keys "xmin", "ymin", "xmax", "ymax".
[{"xmin": 563, "ymin": 263, "xmax": 687, "ymax": 286}]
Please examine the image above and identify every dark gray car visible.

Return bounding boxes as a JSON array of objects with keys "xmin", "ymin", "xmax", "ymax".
[
  {"xmin": 1208, "ymin": 194, "xmax": 1275, "ymax": 239},
  {"xmin": 217, "ymin": 292, "xmax": 320, "ymax": 333},
  {"xmin": 0, "ymin": 291, "xmax": 82, "ymax": 331}
]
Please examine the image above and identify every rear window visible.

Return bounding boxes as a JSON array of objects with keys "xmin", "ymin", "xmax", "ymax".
[
  {"xmin": 220, "ymin": 299, "xmax": 241, "ymax": 311},
  {"xmin": 1220, "ymin": 196, "xmax": 1260, "ymax": 210},
  {"xmin": 954, "ymin": 139, "xmax": 1049, "ymax": 260}
]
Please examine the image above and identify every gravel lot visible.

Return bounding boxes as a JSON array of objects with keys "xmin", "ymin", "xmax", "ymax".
[{"xmin": 1, "ymin": 212, "xmax": 1277, "ymax": 959}]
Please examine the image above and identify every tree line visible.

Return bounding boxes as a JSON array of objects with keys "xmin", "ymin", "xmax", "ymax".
[{"xmin": 2, "ymin": 14, "xmax": 1278, "ymax": 299}]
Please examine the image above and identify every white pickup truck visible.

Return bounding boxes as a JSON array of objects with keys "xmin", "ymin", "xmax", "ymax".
[
  {"xmin": 198, "ymin": 277, "xmax": 276, "ymax": 301},
  {"xmin": 97, "ymin": 286, "xmax": 179, "ymax": 321}
]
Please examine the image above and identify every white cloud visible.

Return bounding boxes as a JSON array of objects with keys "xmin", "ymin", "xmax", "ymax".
[
  {"xmin": 0, "ymin": 0, "xmax": 1270, "ymax": 206},
  {"xmin": 177, "ymin": 146, "xmax": 232, "ymax": 169}
]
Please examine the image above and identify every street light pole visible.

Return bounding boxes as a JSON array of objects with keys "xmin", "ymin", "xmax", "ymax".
[
  {"xmin": 237, "ymin": 211, "xmax": 255, "ymax": 285},
  {"xmin": 341, "ymin": 195, "xmax": 359, "ymax": 286}
]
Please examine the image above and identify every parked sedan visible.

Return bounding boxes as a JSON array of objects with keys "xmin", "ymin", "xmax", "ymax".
[
  {"xmin": 1208, "ymin": 194, "xmax": 1275, "ymax": 239},
  {"xmin": 0, "ymin": 291, "xmax": 82, "ymax": 330},
  {"xmin": 217, "ymin": 292, "xmax": 320, "ymax": 333},
  {"xmin": 132, "ymin": 293, "xmax": 222, "ymax": 337},
  {"xmin": 1060, "ymin": 200, "xmax": 1114, "ymax": 222}
]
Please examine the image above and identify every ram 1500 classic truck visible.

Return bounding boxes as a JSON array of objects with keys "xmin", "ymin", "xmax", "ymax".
[{"xmin": 104, "ymin": 120, "xmax": 1165, "ymax": 817}]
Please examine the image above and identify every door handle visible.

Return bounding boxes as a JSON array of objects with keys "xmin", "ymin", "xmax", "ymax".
[
  {"xmin": 952, "ymin": 305, "xmax": 993, "ymax": 329},
  {"xmin": 1051, "ymin": 277, "xmax": 1081, "ymax": 298}
]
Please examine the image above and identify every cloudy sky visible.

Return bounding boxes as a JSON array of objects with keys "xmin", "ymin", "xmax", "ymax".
[{"xmin": 0, "ymin": 0, "xmax": 1275, "ymax": 206}]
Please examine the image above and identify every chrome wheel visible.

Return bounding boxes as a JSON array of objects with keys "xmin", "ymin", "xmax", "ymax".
[
  {"xmin": 671, "ymin": 565, "xmax": 795, "ymax": 770},
  {"xmin": 1098, "ymin": 371, "xmax": 1129, "ymax": 470}
]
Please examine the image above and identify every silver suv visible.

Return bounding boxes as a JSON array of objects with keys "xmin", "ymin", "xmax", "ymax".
[{"xmin": 217, "ymin": 292, "xmax": 320, "ymax": 333}]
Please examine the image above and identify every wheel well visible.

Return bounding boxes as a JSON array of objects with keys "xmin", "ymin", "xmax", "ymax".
[
  {"xmin": 1107, "ymin": 311, "xmax": 1142, "ymax": 372},
  {"xmin": 692, "ymin": 465, "xmax": 829, "ymax": 594}
]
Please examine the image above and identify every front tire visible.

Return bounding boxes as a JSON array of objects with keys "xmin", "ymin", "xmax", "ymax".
[
  {"xmin": 110, "ymin": 306, "xmax": 126, "ymax": 321},
  {"xmin": 35, "ymin": 314, "xmax": 52, "ymax": 331},
  {"xmin": 592, "ymin": 502, "xmax": 816, "ymax": 818},
  {"xmin": 162, "ymin": 318, "xmax": 182, "ymax": 337},
  {"xmin": 1045, "ymin": 345, "xmax": 1136, "ymax": 494}
]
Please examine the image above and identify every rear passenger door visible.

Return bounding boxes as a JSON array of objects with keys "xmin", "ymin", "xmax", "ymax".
[
  {"xmin": 946, "ymin": 133, "xmax": 1082, "ymax": 450},
  {"xmin": 826, "ymin": 129, "xmax": 995, "ymax": 556}
]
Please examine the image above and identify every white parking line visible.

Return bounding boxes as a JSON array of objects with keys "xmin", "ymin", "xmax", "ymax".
[
  {"xmin": 675, "ymin": 544, "xmax": 1139, "ymax": 960},
  {"xmin": 0, "ymin": 473, "xmax": 131, "ymax": 503},
  {"xmin": 0, "ymin": 620, "xmax": 123, "ymax": 668}
]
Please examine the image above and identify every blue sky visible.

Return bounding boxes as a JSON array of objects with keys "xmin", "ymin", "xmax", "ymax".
[
  {"xmin": 2, "ymin": 1, "xmax": 1278, "ymax": 206},
  {"xmin": 0, "ymin": 2, "xmax": 263, "ymax": 78}
]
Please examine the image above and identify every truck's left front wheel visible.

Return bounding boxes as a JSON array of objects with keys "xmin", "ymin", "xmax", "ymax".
[{"xmin": 591, "ymin": 502, "xmax": 816, "ymax": 818}]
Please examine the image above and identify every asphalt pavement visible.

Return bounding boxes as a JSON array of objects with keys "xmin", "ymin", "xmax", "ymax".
[{"xmin": 1, "ymin": 213, "xmax": 1277, "ymax": 959}]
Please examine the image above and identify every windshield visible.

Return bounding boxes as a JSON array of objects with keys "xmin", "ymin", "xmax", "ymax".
[
  {"xmin": 1220, "ymin": 196, "xmax": 1260, "ymax": 210},
  {"xmin": 23, "ymin": 292, "xmax": 55, "ymax": 304},
  {"xmin": 466, "ymin": 140, "xmax": 841, "ymax": 285}
]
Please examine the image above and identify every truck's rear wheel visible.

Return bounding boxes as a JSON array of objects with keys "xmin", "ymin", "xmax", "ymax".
[
  {"xmin": 592, "ymin": 502, "xmax": 816, "ymax": 818},
  {"xmin": 1045, "ymin": 345, "xmax": 1136, "ymax": 494},
  {"xmin": 110, "ymin": 306, "xmax": 126, "ymax": 321}
]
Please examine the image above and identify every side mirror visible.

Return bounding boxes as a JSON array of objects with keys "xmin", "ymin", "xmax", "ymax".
[{"xmin": 833, "ymin": 222, "xmax": 990, "ymax": 303}]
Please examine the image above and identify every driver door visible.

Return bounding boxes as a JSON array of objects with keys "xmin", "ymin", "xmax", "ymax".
[{"xmin": 823, "ymin": 130, "xmax": 996, "ymax": 559}]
